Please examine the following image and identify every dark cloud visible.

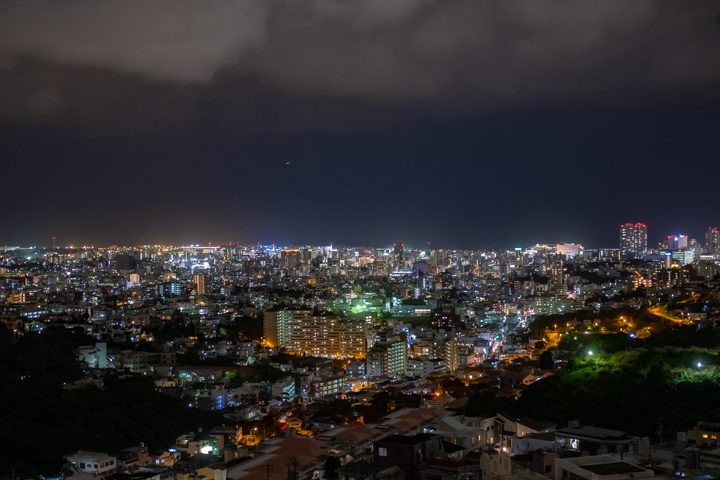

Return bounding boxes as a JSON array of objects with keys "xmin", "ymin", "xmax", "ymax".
[
  {"xmin": 0, "ymin": 0, "xmax": 718, "ymax": 134},
  {"xmin": 1, "ymin": 1, "xmax": 720, "ymax": 249}
]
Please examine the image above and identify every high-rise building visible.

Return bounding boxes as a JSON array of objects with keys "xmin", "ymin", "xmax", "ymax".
[
  {"xmin": 668, "ymin": 234, "xmax": 688, "ymax": 251},
  {"xmin": 697, "ymin": 260, "xmax": 717, "ymax": 279},
  {"xmin": 264, "ymin": 307, "xmax": 366, "ymax": 358},
  {"xmin": 550, "ymin": 261, "xmax": 564, "ymax": 286},
  {"xmin": 263, "ymin": 307, "xmax": 312, "ymax": 348},
  {"xmin": 671, "ymin": 250, "xmax": 694, "ymax": 265},
  {"xmin": 366, "ymin": 340, "xmax": 407, "ymax": 377},
  {"xmin": 443, "ymin": 331, "xmax": 459, "ymax": 372},
  {"xmin": 434, "ymin": 249, "xmax": 447, "ymax": 268},
  {"xmin": 393, "ymin": 243, "xmax": 405, "ymax": 271},
  {"xmin": 193, "ymin": 273, "xmax": 207, "ymax": 295},
  {"xmin": 280, "ymin": 249, "xmax": 302, "ymax": 269},
  {"xmin": 705, "ymin": 228, "xmax": 719, "ymax": 251},
  {"xmin": 289, "ymin": 314, "xmax": 366, "ymax": 359},
  {"xmin": 619, "ymin": 223, "xmax": 647, "ymax": 258},
  {"xmin": 114, "ymin": 254, "xmax": 137, "ymax": 270}
]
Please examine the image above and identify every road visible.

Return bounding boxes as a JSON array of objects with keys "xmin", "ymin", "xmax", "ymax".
[{"xmin": 647, "ymin": 305, "xmax": 683, "ymax": 324}]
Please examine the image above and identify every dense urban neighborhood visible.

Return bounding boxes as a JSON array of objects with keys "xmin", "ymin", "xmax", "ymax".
[
  {"xmin": 2, "ymin": 0, "xmax": 720, "ymax": 479},
  {"xmin": 3, "ymin": 231, "xmax": 720, "ymax": 480}
]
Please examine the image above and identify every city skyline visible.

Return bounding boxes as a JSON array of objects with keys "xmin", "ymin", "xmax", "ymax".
[{"xmin": 4, "ymin": 220, "xmax": 720, "ymax": 253}]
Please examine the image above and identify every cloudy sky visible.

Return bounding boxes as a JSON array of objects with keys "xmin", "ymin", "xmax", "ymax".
[{"xmin": 1, "ymin": 0, "xmax": 719, "ymax": 248}]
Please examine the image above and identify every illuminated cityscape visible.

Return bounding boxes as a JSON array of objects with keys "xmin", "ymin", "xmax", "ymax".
[
  {"xmin": 3, "ymin": 228, "xmax": 720, "ymax": 477},
  {"xmin": 2, "ymin": 1, "xmax": 720, "ymax": 479}
]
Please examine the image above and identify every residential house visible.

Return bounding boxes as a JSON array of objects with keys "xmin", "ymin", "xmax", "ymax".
[
  {"xmin": 687, "ymin": 422, "xmax": 720, "ymax": 447},
  {"xmin": 374, "ymin": 434, "xmax": 442, "ymax": 480},
  {"xmin": 197, "ymin": 461, "xmax": 228, "ymax": 480},
  {"xmin": 513, "ymin": 432, "xmax": 557, "ymax": 456},
  {"xmin": 116, "ymin": 443, "xmax": 150, "ymax": 472},
  {"xmin": 432, "ymin": 416, "xmax": 488, "ymax": 453},
  {"xmin": 554, "ymin": 455, "xmax": 653, "ymax": 480},
  {"xmin": 554, "ymin": 421, "xmax": 638, "ymax": 455}
]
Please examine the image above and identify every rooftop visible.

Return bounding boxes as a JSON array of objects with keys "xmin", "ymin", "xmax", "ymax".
[
  {"xmin": 66, "ymin": 451, "xmax": 115, "ymax": 461},
  {"xmin": 517, "ymin": 416, "xmax": 556, "ymax": 432},
  {"xmin": 556, "ymin": 426, "xmax": 627, "ymax": 440},
  {"xmin": 580, "ymin": 462, "xmax": 647, "ymax": 476},
  {"xmin": 378, "ymin": 433, "xmax": 436, "ymax": 445}
]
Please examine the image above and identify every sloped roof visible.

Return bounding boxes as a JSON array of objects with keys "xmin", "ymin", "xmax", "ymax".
[
  {"xmin": 441, "ymin": 440, "xmax": 467, "ymax": 454},
  {"xmin": 556, "ymin": 426, "xmax": 626, "ymax": 439},
  {"xmin": 517, "ymin": 416, "xmax": 555, "ymax": 432},
  {"xmin": 439, "ymin": 417, "xmax": 467, "ymax": 431},
  {"xmin": 335, "ymin": 425, "xmax": 382, "ymax": 443}
]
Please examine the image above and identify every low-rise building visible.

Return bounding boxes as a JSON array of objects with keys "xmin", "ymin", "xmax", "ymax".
[
  {"xmin": 64, "ymin": 451, "xmax": 117, "ymax": 475},
  {"xmin": 554, "ymin": 455, "xmax": 653, "ymax": 480},
  {"xmin": 271, "ymin": 378, "xmax": 296, "ymax": 402}
]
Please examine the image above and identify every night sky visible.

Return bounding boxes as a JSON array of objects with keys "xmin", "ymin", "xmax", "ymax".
[{"xmin": 1, "ymin": 1, "xmax": 719, "ymax": 249}]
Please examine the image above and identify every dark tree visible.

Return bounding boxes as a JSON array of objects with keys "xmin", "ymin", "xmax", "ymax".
[
  {"xmin": 539, "ymin": 350, "xmax": 554, "ymax": 370},
  {"xmin": 324, "ymin": 456, "xmax": 341, "ymax": 480}
]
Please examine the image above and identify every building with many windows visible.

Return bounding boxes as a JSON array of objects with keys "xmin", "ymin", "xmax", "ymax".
[
  {"xmin": 534, "ymin": 294, "xmax": 577, "ymax": 316},
  {"xmin": 271, "ymin": 378, "xmax": 296, "ymax": 402},
  {"xmin": 366, "ymin": 340, "xmax": 407, "ymax": 377},
  {"xmin": 309, "ymin": 375, "xmax": 345, "ymax": 397},
  {"xmin": 443, "ymin": 332, "xmax": 460, "ymax": 372},
  {"xmin": 280, "ymin": 249, "xmax": 302, "ymax": 269},
  {"xmin": 672, "ymin": 250, "xmax": 695, "ymax": 265},
  {"xmin": 290, "ymin": 315, "xmax": 366, "ymax": 358},
  {"xmin": 193, "ymin": 273, "xmax": 207, "ymax": 295},
  {"xmin": 263, "ymin": 307, "xmax": 313, "ymax": 348},
  {"xmin": 393, "ymin": 243, "xmax": 405, "ymax": 271},
  {"xmin": 668, "ymin": 234, "xmax": 688, "ymax": 251},
  {"xmin": 705, "ymin": 228, "xmax": 719, "ymax": 252},
  {"xmin": 264, "ymin": 308, "xmax": 367, "ymax": 358},
  {"xmin": 619, "ymin": 223, "xmax": 647, "ymax": 258}
]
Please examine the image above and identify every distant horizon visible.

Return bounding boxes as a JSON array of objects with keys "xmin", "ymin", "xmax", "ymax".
[{"xmin": 0, "ymin": 234, "xmax": 711, "ymax": 252}]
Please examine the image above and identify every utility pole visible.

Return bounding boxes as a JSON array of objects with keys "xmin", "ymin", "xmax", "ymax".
[{"xmin": 656, "ymin": 418, "xmax": 663, "ymax": 443}]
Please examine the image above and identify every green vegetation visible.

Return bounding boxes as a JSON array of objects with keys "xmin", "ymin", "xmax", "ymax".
[
  {"xmin": 530, "ymin": 306, "xmax": 663, "ymax": 336},
  {"xmin": 0, "ymin": 327, "xmax": 223, "ymax": 477},
  {"xmin": 464, "ymin": 328, "xmax": 720, "ymax": 439}
]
